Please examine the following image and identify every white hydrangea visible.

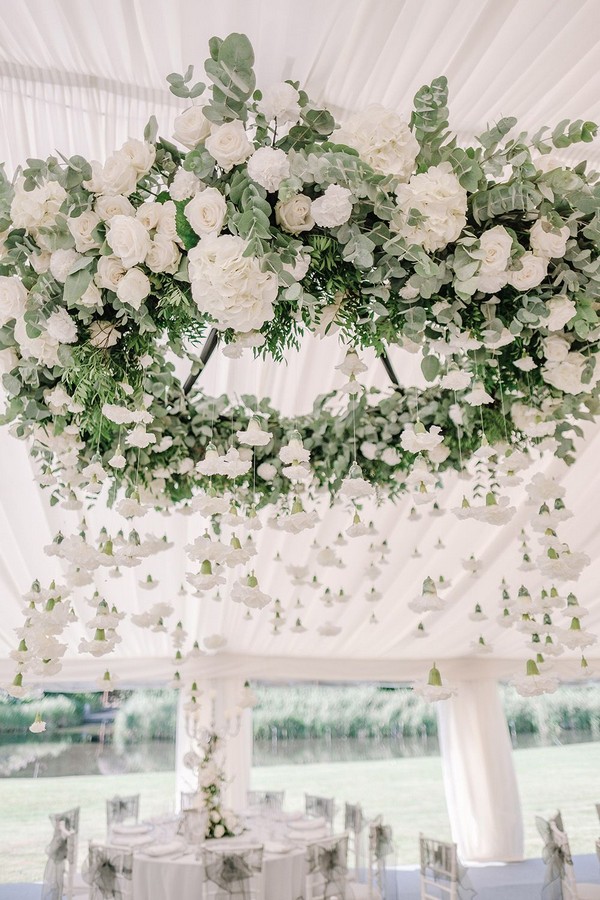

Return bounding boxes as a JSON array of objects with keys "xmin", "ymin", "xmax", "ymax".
[
  {"xmin": 336, "ymin": 104, "xmax": 419, "ymax": 180},
  {"xmin": 394, "ymin": 163, "xmax": 467, "ymax": 252}
]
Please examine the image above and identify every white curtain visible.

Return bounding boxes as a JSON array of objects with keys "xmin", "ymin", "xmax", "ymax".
[
  {"xmin": 175, "ymin": 677, "xmax": 253, "ymax": 812},
  {"xmin": 437, "ymin": 679, "xmax": 524, "ymax": 862}
]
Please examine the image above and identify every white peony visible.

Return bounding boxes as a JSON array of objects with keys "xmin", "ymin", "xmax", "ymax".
[
  {"xmin": 116, "ymin": 268, "xmax": 151, "ymax": 310},
  {"xmin": 184, "ymin": 187, "xmax": 227, "ymax": 236},
  {"xmin": 476, "ymin": 225, "xmax": 513, "ymax": 273},
  {"xmin": 49, "ymin": 248, "xmax": 81, "ymax": 283},
  {"xmin": 205, "ymin": 121, "xmax": 253, "ymax": 172},
  {"xmin": 336, "ymin": 104, "xmax": 419, "ymax": 180},
  {"xmin": 311, "ymin": 185, "xmax": 353, "ymax": 228},
  {"xmin": 67, "ymin": 209, "xmax": 101, "ymax": 252},
  {"xmin": 120, "ymin": 139, "xmax": 156, "ymax": 175},
  {"xmin": 544, "ymin": 295, "xmax": 577, "ymax": 331},
  {"xmin": 543, "ymin": 352, "xmax": 598, "ymax": 395},
  {"xmin": 106, "ymin": 215, "xmax": 151, "ymax": 268},
  {"xmin": 394, "ymin": 163, "xmax": 468, "ymax": 252},
  {"xmin": 275, "ymin": 194, "xmax": 314, "ymax": 234},
  {"xmin": 45, "ymin": 308, "xmax": 78, "ymax": 343},
  {"xmin": 0, "ymin": 276, "xmax": 27, "ymax": 326},
  {"xmin": 256, "ymin": 82, "xmax": 301, "ymax": 123},
  {"xmin": 507, "ymin": 252, "xmax": 547, "ymax": 291},
  {"xmin": 530, "ymin": 217, "xmax": 570, "ymax": 259},
  {"xmin": 188, "ymin": 234, "xmax": 278, "ymax": 332},
  {"xmin": 95, "ymin": 195, "xmax": 135, "ymax": 220},
  {"xmin": 542, "ymin": 334, "xmax": 570, "ymax": 362},
  {"xmin": 173, "ymin": 105, "xmax": 211, "ymax": 148},
  {"xmin": 247, "ymin": 146, "xmax": 290, "ymax": 192},
  {"xmin": 145, "ymin": 234, "xmax": 181, "ymax": 274},
  {"xmin": 95, "ymin": 261, "xmax": 127, "ymax": 301},
  {"xmin": 169, "ymin": 168, "xmax": 202, "ymax": 201}
]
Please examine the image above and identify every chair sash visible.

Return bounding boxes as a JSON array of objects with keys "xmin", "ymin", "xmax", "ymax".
[
  {"xmin": 536, "ymin": 816, "xmax": 577, "ymax": 900},
  {"xmin": 42, "ymin": 824, "xmax": 73, "ymax": 900},
  {"xmin": 419, "ymin": 836, "xmax": 476, "ymax": 900},
  {"xmin": 307, "ymin": 837, "xmax": 349, "ymax": 900},
  {"xmin": 203, "ymin": 846, "xmax": 263, "ymax": 900},
  {"xmin": 306, "ymin": 794, "xmax": 335, "ymax": 827},
  {"xmin": 107, "ymin": 796, "xmax": 138, "ymax": 826},
  {"xmin": 83, "ymin": 846, "xmax": 133, "ymax": 900}
]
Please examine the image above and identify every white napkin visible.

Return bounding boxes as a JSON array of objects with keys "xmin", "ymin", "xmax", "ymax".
[
  {"xmin": 143, "ymin": 840, "xmax": 185, "ymax": 857},
  {"xmin": 288, "ymin": 817, "xmax": 326, "ymax": 831},
  {"xmin": 111, "ymin": 823, "xmax": 152, "ymax": 835}
]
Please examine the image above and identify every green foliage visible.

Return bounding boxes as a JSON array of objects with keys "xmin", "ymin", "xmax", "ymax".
[
  {"xmin": 112, "ymin": 691, "xmax": 177, "ymax": 748},
  {"xmin": 0, "ymin": 695, "xmax": 79, "ymax": 733},
  {"xmin": 410, "ymin": 76, "xmax": 450, "ymax": 167},
  {"xmin": 204, "ymin": 33, "xmax": 256, "ymax": 123}
]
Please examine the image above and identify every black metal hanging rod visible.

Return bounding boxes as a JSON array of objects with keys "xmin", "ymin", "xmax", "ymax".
[{"xmin": 183, "ymin": 327, "xmax": 220, "ymax": 395}]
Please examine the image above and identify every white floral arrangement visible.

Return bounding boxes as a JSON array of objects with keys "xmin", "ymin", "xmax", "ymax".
[{"xmin": 184, "ymin": 730, "xmax": 239, "ymax": 840}]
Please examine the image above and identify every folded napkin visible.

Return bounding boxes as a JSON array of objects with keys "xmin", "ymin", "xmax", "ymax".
[
  {"xmin": 143, "ymin": 840, "xmax": 185, "ymax": 857},
  {"xmin": 288, "ymin": 817, "xmax": 326, "ymax": 831},
  {"xmin": 112, "ymin": 823, "xmax": 152, "ymax": 835}
]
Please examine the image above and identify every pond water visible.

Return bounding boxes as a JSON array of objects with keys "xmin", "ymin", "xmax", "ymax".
[{"xmin": 1, "ymin": 728, "xmax": 597, "ymax": 777}]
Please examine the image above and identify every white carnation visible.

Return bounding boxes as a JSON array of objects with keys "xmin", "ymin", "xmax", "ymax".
[
  {"xmin": 336, "ymin": 104, "xmax": 419, "ymax": 180},
  {"xmin": 205, "ymin": 121, "xmax": 253, "ymax": 172},
  {"xmin": 184, "ymin": 187, "xmax": 227, "ymax": 236},
  {"xmin": 45, "ymin": 308, "xmax": 78, "ymax": 343},
  {"xmin": 256, "ymin": 83, "xmax": 301, "ymax": 124},
  {"xmin": 188, "ymin": 234, "xmax": 278, "ymax": 333},
  {"xmin": 311, "ymin": 185, "xmax": 353, "ymax": 228},
  {"xmin": 247, "ymin": 147, "xmax": 290, "ymax": 192},
  {"xmin": 169, "ymin": 168, "xmax": 202, "ymax": 201},
  {"xmin": 106, "ymin": 215, "xmax": 151, "ymax": 268},
  {"xmin": 49, "ymin": 249, "xmax": 81, "ymax": 283},
  {"xmin": 173, "ymin": 105, "xmax": 211, "ymax": 148}
]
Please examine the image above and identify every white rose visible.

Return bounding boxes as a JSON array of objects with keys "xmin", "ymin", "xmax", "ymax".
[
  {"xmin": 156, "ymin": 201, "xmax": 179, "ymax": 242},
  {"xmin": 78, "ymin": 282, "xmax": 103, "ymax": 310},
  {"xmin": 49, "ymin": 249, "xmax": 81, "ymax": 284},
  {"xmin": 256, "ymin": 83, "xmax": 301, "ymax": 124},
  {"xmin": 475, "ymin": 271, "xmax": 509, "ymax": 294},
  {"xmin": 282, "ymin": 252, "xmax": 310, "ymax": 282},
  {"xmin": 184, "ymin": 187, "xmax": 227, "ymax": 236},
  {"xmin": 477, "ymin": 225, "xmax": 513, "ymax": 273},
  {"xmin": 145, "ymin": 235, "xmax": 181, "ymax": 274},
  {"xmin": 45, "ymin": 308, "xmax": 78, "ymax": 343},
  {"xmin": 67, "ymin": 210, "xmax": 101, "ymax": 253},
  {"xmin": 14, "ymin": 316, "xmax": 60, "ymax": 367},
  {"xmin": 96, "ymin": 256, "xmax": 126, "ymax": 291},
  {"xmin": 275, "ymin": 195, "xmax": 314, "ymax": 234},
  {"xmin": 188, "ymin": 233, "xmax": 278, "ymax": 333},
  {"xmin": 30, "ymin": 251, "xmax": 51, "ymax": 274},
  {"xmin": 311, "ymin": 184, "xmax": 353, "ymax": 228},
  {"xmin": 0, "ymin": 276, "xmax": 27, "ymax": 326},
  {"xmin": 173, "ymin": 105, "xmax": 211, "ymax": 148},
  {"xmin": 545, "ymin": 295, "xmax": 577, "ymax": 331},
  {"xmin": 508, "ymin": 252, "xmax": 548, "ymax": 291},
  {"xmin": 120, "ymin": 139, "xmax": 156, "ymax": 175},
  {"xmin": 530, "ymin": 217, "xmax": 570, "ymax": 259},
  {"xmin": 169, "ymin": 168, "xmax": 202, "ymax": 201},
  {"xmin": 247, "ymin": 147, "xmax": 290, "ymax": 192},
  {"xmin": 89, "ymin": 320, "xmax": 121, "ymax": 348},
  {"xmin": 0, "ymin": 347, "xmax": 18, "ymax": 373},
  {"xmin": 542, "ymin": 334, "xmax": 570, "ymax": 362},
  {"xmin": 116, "ymin": 268, "xmax": 151, "ymax": 310},
  {"xmin": 543, "ymin": 352, "xmax": 596, "ymax": 395},
  {"xmin": 394, "ymin": 162, "xmax": 467, "ymax": 252},
  {"xmin": 99, "ymin": 151, "xmax": 139, "ymax": 196},
  {"xmin": 95, "ymin": 195, "xmax": 135, "ymax": 220},
  {"xmin": 106, "ymin": 215, "xmax": 151, "ymax": 268},
  {"xmin": 205, "ymin": 121, "xmax": 253, "ymax": 172},
  {"xmin": 135, "ymin": 203, "xmax": 162, "ymax": 232},
  {"xmin": 214, "ymin": 824, "xmax": 225, "ymax": 839},
  {"xmin": 335, "ymin": 104, "xmax": 419, "ymax": 180}
]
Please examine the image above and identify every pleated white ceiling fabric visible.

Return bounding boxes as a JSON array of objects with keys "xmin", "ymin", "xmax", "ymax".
[{"xmin": 0, "ymin": 0, "xmax": 599, "ymax": 686}]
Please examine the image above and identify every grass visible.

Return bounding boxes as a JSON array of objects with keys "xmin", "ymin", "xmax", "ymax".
[{"xmin": 0, "ymin": 742, "xmax": 599, "ymax": 882}]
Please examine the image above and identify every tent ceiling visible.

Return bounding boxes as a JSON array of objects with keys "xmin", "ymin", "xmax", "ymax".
[{"xmin": 0, "ymin": 0, "xmax": 599, "ymax": 686}]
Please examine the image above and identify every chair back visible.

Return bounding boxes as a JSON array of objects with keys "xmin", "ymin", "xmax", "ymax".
[
  {"xmin": 106, "ymin": 794, "xmax": 140, "ymax": 828},
  {"xmin": 180, "ymin": 790, "xmax": 197, "ymax": 811},
  {"xmin": 596, "ymin": 803, "xmax": 600, "ymax": 824},
  {"xmin": 306, "ymin": 793, "xmax": 335, "ymax": 831},
  {"xmin": 202, "ymin": 844, "xmax": 264, "ymax": 899},
  {"xmin": 305, "ymin": 833, "xmax": 349, "ymax": 900},
  {"xmin": 83, "ymin": 843, "xmax": 133, "ymax": 900},
  {"xmin": 537, "ymin": 813, "xmax": 578, "ymax": 900},
  {"xmin": 247, "ymin": 789, "xmax": 285, "ymax": 812},
  {"xmin": 42, "ymin": 822, "xmax": 77, "ymax": 900},
  {"xmin": 50, "ymin": 806, "xmax": 80, "ymax": 834},
  {"xmin": 368, "ymin": 818, "xmax": 395, "ymax": 900},
  {"xmin": 419, "ymin": 834, "xmax": 458, "ymax": 900},
  {"xmin": 344, "ymin": 803, "xmax": 365, "ymax": 877}
]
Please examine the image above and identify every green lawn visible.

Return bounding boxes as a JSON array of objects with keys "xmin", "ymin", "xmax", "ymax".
[{"xmin": 0, "ymin": 743, "xmax": 599, "ymax": 883}]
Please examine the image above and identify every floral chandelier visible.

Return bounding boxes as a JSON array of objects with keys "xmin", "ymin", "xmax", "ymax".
[{"xmin": 0, "ymin": 32, "xmax": 599, "ymax": 717}]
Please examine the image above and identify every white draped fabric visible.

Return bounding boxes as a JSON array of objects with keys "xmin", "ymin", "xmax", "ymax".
[{"xmin": 438, "ymin": 680, "xmax": 524, "ymax": 862}]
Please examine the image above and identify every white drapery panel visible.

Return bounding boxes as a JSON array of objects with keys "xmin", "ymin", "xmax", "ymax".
[{"xmin": 437, "ymin": 680, "xmax": 524, "ymax": 863}]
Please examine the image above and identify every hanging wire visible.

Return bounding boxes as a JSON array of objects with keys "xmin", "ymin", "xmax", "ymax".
[{"xmin": 453, "ymin": 390, "xmax": 464, "ymax": 471}]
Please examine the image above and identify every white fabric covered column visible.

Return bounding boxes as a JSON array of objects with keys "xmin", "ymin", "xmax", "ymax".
[
  {"xmin": 174, "ymin": 677, "xmax": 253, "ymax": 812},
  {"xmin": 437, "ymin": 679, "xmax": 523, "ymax": 862}
]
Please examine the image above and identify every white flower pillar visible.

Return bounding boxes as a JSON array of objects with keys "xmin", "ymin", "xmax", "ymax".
[
  {"xmin": 175, "ymin": 677, "xmax": 253, "ymax": 812},
  {"xmin": 437, "ymin": 679, "xmax": 524, "ymax": 862}
]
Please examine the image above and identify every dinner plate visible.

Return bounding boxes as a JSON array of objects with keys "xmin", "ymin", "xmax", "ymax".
[
  {"xmin": 287, "ymin": 817, "xmax": 326, "ymax": 831},
  {"xmin": 112, "ymin": 823, "xmax": 153, "ymax": 835}
]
